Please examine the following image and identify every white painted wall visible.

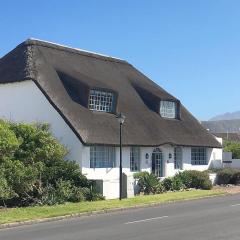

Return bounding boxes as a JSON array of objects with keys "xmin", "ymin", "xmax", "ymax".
[
  {"xmin": 222, "ymin": 151, "xmax": 240, "ymax": 168},
  {"xmin": 0, "ymin": 81, "xmax": 83, "ymax": 165},
  {"xmin": 229, "ymin": 159, "xmax": 240, "ymax": 168},
  {"xmin": 0, "ymin": 81, "xmax": 223, "ymax": 199},
  {"xmin": 82, "ymin": 144, "xmax": 223, "ymax": 198}
]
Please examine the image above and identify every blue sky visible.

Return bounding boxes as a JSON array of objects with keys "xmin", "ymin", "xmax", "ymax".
[{"xmin": 1, "ymin": 0, "xmax": 240, "ymax": 120}]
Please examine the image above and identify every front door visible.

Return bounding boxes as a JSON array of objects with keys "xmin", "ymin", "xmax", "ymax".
[{"xmin": 152, "ymin": 148, "xmax": 163, "ymax": 177}]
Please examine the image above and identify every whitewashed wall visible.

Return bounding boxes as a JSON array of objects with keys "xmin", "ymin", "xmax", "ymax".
[
  {"xmin": 82, "ymin": 144, "xmax": 223, "ymax": 198},
  {"xmin": 0, "ymin": 81, "xmax": 83, "ymax": 165},
  {"xmin": 222, "ymin": 151, "xmax": 240, "ymax": 168},
  {"xmin": 229, "ymin": 159, "xmax": 240, "ymax": 168},
  {"xmin": 0, "ymin": 81, "xmax": 223, "ymax": 199}
]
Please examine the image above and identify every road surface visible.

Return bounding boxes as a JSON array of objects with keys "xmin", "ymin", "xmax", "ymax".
[{"xmin": 1, "ymin": 194, "xmax": 240, "ymax": 240}]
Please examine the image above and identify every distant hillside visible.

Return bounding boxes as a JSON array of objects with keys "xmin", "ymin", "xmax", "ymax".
[
  {"xmin": 210, "ymin": 111, "xmax": 240, "ymax": 121},
  {"xmin": 201, "ymin": 119, "xmax": 240, "ymax": 133}
]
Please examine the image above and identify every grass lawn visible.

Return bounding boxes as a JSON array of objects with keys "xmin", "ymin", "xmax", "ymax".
[{"xmin": 0, "ymin": 189, "xmax": 226, "ymax": 224}]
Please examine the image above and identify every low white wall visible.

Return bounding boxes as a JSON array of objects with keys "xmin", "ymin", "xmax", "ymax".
[
  {"xmin": 227, "ymin": 159, "xmax": 240, "ymax": 168},
  {"xmin": 0, "ymin": 81, "xmax": 83, "ymax": 165},
  {"xmin": 223, "ymin": 152, "xmax": 232, "ymax": 161},
  {"xmin": 209, "ymin": 173, "xmax": 217, "ymax": 185}
]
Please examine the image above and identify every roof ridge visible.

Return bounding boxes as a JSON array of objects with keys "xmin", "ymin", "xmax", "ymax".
[{"xmin": 21, "ymin": 38, "xmax": 129, "ymax": 65}]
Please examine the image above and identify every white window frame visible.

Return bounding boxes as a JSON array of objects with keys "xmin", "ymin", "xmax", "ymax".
[
  {"xmin": 88, "ymin": 89, "xmax": 114, "ymax": 113},
  {"xmin": 160, "ymin": 100, "xmax": 177, "ymax": 119},
  {"xmin": 174, "ymin": 147, "xmax": 183, "ymax": 170},
  {"xmin": 191, "ymin": 147, "xmax": 207, "ymax": 165},
  {"xmin": 130, "ymin": 147, "xmax": 140, "ymax": 172},
  {"xmin": 152, "ymin": 148, "xmax": 163, "ymax": 177},
  {"xmin": 90, "ymin": 146, "xmax": 116, "ymax": 168}
]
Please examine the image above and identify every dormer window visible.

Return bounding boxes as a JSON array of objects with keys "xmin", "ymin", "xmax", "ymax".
[
  {"xmin": 89, "ymin": 89, "xmax": 115, "ymax": 113},
  {"xmin": 160, "ymin": 100, "xmax": 177, "ymax": 119}
]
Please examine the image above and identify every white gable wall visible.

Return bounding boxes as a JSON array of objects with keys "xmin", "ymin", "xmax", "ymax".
[{"xmin": 0, "ymin": 80, "xmax": 83, "ymax": 165}]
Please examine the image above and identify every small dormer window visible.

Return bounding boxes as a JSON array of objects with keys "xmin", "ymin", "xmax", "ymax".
[
  {"xmin": 160, "ymin": 100, "xmax": 177, "ymax": 119},
  {"xmin": 89, "ymin": 89, "xmax": 114, "ymax": 112}
]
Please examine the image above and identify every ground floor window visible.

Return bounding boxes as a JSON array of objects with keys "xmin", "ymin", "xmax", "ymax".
[
  {"xmin": 90, "ymin": 146, "xmax": 116, "ymax": 168},
  {"xmin": 174, "ymin": 147, "xmax": 182, "ymax": 169},
  {"xmin": 130, "ymin": 147, "xmax": 140, "ymax": 172},
  {"xmin": 191, "ymin": 147, "xmax": 207, "ymax": 165}
]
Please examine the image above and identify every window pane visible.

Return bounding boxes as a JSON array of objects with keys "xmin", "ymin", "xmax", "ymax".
[
  {"xmin": 174, "ymin": 147, "xmax": 182, "ymax": 169},
  {"xmin": 160, "ymin": 101, "xmax": 176, "ymax": 119},
  {"xmin": 152, "ymin": 148, "xmax": 163, "ymax": 177},
  {"xmin": 89, "ymin": 89, "xmax": 114, "ymax": 112},
  {"xmin": 130, "ymin": 147, "xmax": 140, "ymax": 172},
  {"xmin": 191, "ymin": 147, "xmax": 207, "ymax": 165},
  {"xmin": 90, "ymin": 146, "xmax": 116, "ymax": 168}
]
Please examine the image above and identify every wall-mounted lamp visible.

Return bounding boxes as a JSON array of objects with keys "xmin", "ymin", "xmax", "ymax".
[
  {"xmin": 145, "ymin": 153, "xmax": 149, "ymax": 159},
  {"xmin": 169, "ymin": 153, "xmax": 172, "ymax": 159}
]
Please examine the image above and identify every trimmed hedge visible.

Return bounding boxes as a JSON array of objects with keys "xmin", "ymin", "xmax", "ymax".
[
  {"xmin": 217, "ymin": 168, "xmax": 240, "ymax": 185},
  {"xmin": 176, "ymin": 170, "xmax": 213, "ymax": 190}
]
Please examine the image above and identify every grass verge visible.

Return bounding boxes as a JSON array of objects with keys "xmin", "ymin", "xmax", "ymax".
[{"xmin": 0, "ymin": 189, "xmax": 226, "ymax": 224}]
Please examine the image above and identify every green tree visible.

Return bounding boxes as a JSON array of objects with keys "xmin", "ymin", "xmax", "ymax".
[
  {"xmin": 224, "ymin": 140, "xmax": 240, "ymax": 159},
  {"xmin": 0, "ymin": 121, "xmax": 19, "ymax": 159},
  {"xmin": 0, "ymin": 120, "xmax": 103, "ymax": 207}
]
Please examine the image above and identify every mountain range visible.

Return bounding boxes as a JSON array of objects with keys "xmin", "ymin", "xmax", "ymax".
[
  {"xmin": 201, "ymin": 111, "xmax": 240, "ymax": 133},
  {"xmin": 209, "ymin": 111, "xmax": 240, "ymax": 121}
]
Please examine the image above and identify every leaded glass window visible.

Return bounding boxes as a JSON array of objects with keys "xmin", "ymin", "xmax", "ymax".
[
  {"xmin": 152, "ymin": 148, "xmax": 163, "ymax": 177},
  {"xmin": 130, "ymin": 147, "xmax": 140, "ymax": 172},
  {"xmin": 174, "ymin": 147, "xmax": 182, "ymax": 169},
  {"xmin": 90, "ymin": 146, "xmax": 116, "ymax": 168},
  {"xmin": 89, "ymin": 89, "xmax": 114, "ymax": 112},
  {"xmin": 160, "ymin": 101, "xmax": 176, "ymax": 119},
  {"xmin": 191, "ymin": 147, "xmax": 207, "ymax": 165}
]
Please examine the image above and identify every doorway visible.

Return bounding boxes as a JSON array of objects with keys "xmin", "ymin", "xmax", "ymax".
[{"xmin": 152, "ymin": 148, "xmax": 163, "ymax": 177}]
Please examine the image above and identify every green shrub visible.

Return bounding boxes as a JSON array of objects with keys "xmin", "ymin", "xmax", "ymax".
[
  {"xmin": 201, "ymin": 179, "xmax": 213, "ymax": 190},
  {"xmin": 172, "ymin": 176, "xmax": 184, "ymax": 191},
  {"xmin": 176, "ymin": 170, "xmax": 212, "ymax": 190},
  {"xmin": 162, "ymin": 176, "xmax": 184, "ymax": 191},
  {"xmin": 83, "ymin": 187, "xmax": 105, "ymax": 201},
  {"xmin": 162, "ymin": 178, "xmax": 173, "ymax": 191},
  {"xmin": 134, "ymin": 172, "xmax": 163, "ymax": 194},
  {"xmin": 232, "ymin": 171, "xmax": 240, "ymax": 185},
  {"xmin": 0, "ymin": 120, "xmax": 104, "ymax": 207},
  {"xmin": 176, "ymin": 171, "xmax": 192, "ymax": 189},
  {"xmin": 216, "ymin": 168, "xmax": 239, "ymax": 185}
]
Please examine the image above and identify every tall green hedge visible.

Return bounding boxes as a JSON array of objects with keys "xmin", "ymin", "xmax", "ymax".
[{"xmin": 0, "ymin": 120, "xmax": 103, "ymax": 207}]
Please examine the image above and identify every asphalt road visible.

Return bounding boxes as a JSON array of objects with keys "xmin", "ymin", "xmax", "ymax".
[{"xmin": 1, "ymin": 194, "xmax": 240, "ymax": 240}]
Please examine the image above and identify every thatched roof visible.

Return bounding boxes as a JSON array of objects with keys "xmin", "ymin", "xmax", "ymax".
[{"xmin": 0, "ymin": 39, "xmax": 221, "ymax": 148}]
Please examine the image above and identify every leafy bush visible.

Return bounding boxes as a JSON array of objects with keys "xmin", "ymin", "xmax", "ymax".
[
  {"xmin": 162, "ymin": 178, "xmax": 173, "ymax": 191},
  {"xmin": 176, "ymin": 171, "xmax": 192, "ymax": 189},
  {"xmin": 172, "ymin": 176, "xmax": 184, "ymax": 191},
  {"xmin": 0, "ymin": 120, "xmax": 103, "ymax": 207},
  {"xmin": 176, "ymin": 170, "xmax": 212, "ymax": 190},
  {"xmin": 232, "ymin": 171, "xmax": 240, "ymax": 185},
  {"xmin": 217, "ymin": 168, "xmax": 240, "ymax": 185},
  {"xmin": 162, "ymin": 176, "xmax": 184, "ymax": 191},
  {"xmin": 134, "ymin": 172, "xmax": 163, "ymax": 194},
  {"xmin": 83, "ymin": 187, "xmax": 105, "ymax": 201},
  {"xmin": 224, "ymin": 140, "xmax": 240, "ymax": 159}
]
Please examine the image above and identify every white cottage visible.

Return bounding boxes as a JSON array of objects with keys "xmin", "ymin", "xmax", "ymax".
[{"xmin": 0, "ymin": 39, "xmax": 222, "ymax": 199}]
